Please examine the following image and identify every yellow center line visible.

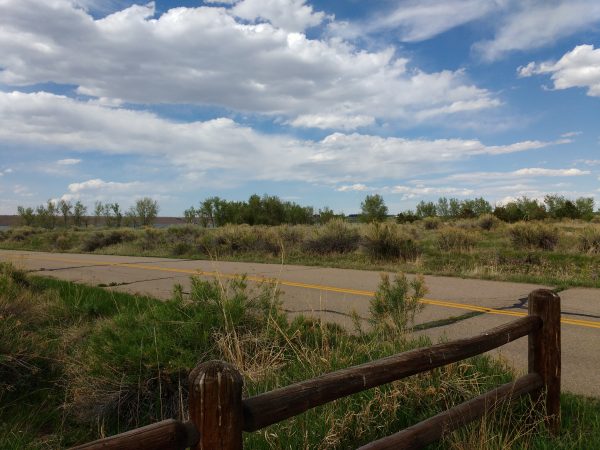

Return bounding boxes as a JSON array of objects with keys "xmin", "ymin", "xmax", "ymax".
[{"xmin": 4, "ymin": 253, "xmax": 600, "ymax": 330}]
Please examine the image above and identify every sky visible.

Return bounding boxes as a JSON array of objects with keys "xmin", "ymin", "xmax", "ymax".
[{"xmin": 1, "ymin": 0, "xmax": 599, "ymax": 216}]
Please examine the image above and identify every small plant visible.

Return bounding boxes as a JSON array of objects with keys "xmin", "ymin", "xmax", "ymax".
[
  {"xmin": 509, "ymin": 223, "xmax": 560, "ymax": 251},
  {"xmin": 578, "ymin": 227, "xmax": 600, "ymax": 254},
  {"xmin": 362, "ymin": 222, "xmax": 421, "ymax": 261},
  {"xmin": 369, "ymin": 273, "xmax": 426, "ymax": 337},
  {"xmin": 437, "ymin": 227, "xmax": 478, "ymax": 252},
  {"xmin": 302, "ymin": 219, "xmax": 360, "ymax": 254}
]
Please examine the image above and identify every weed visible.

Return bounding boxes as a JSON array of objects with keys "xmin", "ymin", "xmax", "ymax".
[{"xmin": 303, "ymin": 219, "xmax": 360, "ymax": 254}]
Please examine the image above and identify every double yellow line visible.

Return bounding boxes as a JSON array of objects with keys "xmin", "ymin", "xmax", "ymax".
[{"xmin": 4, "ymin": 253, "xmax": 600, "ymax": 330}]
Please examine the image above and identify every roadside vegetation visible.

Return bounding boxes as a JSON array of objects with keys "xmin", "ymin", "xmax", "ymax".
[
  {"xmin": 1, "ymin": 263, "xmax": 598, "ymax": 449},
  {"xmin": 5, "ymin": 193, "xmax": 600, "ymax": 288}
]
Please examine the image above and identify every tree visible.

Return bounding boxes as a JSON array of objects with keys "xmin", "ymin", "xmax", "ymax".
[
  {"xmin": 134, "ymin": 197, "xmax": 159, "ymax": 226},
  {"xmin": 111, "ymin": 203, "xmax": 123, "ymax": 227},
  {"xmin": 360, "ymin": 194, "xmax": 388, "ymax": 223},
  {"xmin": 59, "ymin": 200, "xmax": 72, "ymax": 227},
  {"xmin": 17, "ymin": 206, "xmax": 35, "ymax": 226},
  {"xmin": 436, "ymin": 197, "xmax": 450, "ymax": 218},
  {"xmin": 73, "ymin": 201, "xmax": 87, "ymax": 227},
  {"xmin": 94, "ymin": 201, "xmax": 104, "ymax": 227},
  {"xmin": 416, "ymin": 201, "xmax": 436, "ymax": 218},
  {"xmin": 448, "ymin": 198, "xmax": 461, "ymax": 218},
  {"xmin": 318, "ymin": 207, "xmax": 336, "ymax": 224},
  {"xmin": 183, "ymin": 206, "xmax": 197, "ymax": 224},
  {"xmin": 36, "ymin": 200, "xmax": 58, "ymax": 229},
  {"xmin": 575, "ymin": 197, "xmax": 594, "ymax": 221}
]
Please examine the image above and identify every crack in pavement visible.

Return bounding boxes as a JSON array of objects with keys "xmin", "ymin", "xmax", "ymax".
[{"xmin": 98, "ymin": 275, "xmax": 179, "ymax": 287}]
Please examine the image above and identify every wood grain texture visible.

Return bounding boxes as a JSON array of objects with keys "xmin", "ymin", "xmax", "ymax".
[
  {"xmin": 528, "ymin": 289, "xmax": 561, "ymax": 434},
  {"xmin": 243, "ymin": 316, "xmax": 541, "ymax": 431},
  {"xmin": 189, "ymin": 360, "xmax": 244, "ymax": 450},
  {"xmin": 358, "ymin": 373, "xmax": 543, "ymax": 450},
  {"xmin": 69, "ymin": 419, "xmax": 198, "ymax": 450}
]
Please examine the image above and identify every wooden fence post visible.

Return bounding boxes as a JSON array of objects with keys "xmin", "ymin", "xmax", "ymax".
[
  {"xmin": 528, "ymin": 289, "xmax": 561, "ymax": 434},
  {"xmin": 189, "ymin": 360, "xmax": 244, "ymax": 450}
]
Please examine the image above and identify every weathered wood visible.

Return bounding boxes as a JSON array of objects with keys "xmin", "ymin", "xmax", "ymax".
[
  {"xmin": 189, "ymin": 360, "xmax": 244, "ymax": 450},
  {"xmin": 528, "ymin": 289, "xmax": 561, "ymax": 434},
  {"xmin": 358, "ymin": 373, "xmax": 543, "ymax": 450},
  {"xmin": 69, "ymin": 419, "xmax": 198, "ymax": 450},
  {"xmin": 243, "ymin": 315, "xmax": 541, "ymax": 431}
]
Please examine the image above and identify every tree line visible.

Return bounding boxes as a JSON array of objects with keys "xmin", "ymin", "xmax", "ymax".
[
  {"xmin": 17, "ymin": 198, "xmax": 159, "ymax": 229},
  {"xmin": 396, "ymin": 195, "xmax": 595, "ymax": 223}
]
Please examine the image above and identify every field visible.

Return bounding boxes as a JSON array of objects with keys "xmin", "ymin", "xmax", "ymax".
[
  {"xmin": 1, "ymin": 263, "xmax": 599, "ymax": 449},
  {"xmin": 2, "ymin": 218, "xmax": 600, "ymax": 288}
]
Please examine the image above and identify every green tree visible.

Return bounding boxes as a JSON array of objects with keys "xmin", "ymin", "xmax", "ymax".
[
  {"xmin": 575, "ymin": 197, "xmax": 594, "ymax": 221},
  {"xmin": 360, "ymin": 194, "xmax": 388, "ymax": 223},
  {"xmin": 134, "ymin": 197, "xmax": 159, "ymax": 226},
  {"xmin": 59, "ymin": 200, "xmax": 72, "ymax": 227},
  {"xmin": 17, "ymin": 206, "xmax": 35, "ymax": 226},
  {"xmin": 416, "ymin": 201, "xmax": 436, "ymax": 218},
  {"xmin": 183, "ymin": 206, "xmax": 197, "ymax": 224},
  {"xmin": 73, "ymin": 201, "xmax": 87, "ymax": 227},
  {"xmin": 111, "ymin": 203, "xmax": 123, "ymax": 227},
  {"xmin": 436, "ymin": 197, "xmax": 450, "ymax": 218},
  {"xmin": 318, "ymin": 207, "xmax": 336, "ymax": 224},
  {"xmin": 94, "ymin": 201, "xmax": 104, "ymax": 227}
]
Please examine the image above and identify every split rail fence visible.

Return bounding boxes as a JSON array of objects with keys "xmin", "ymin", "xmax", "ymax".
[{"xmin": 72, "ymin": 289, "xmax": 561, "ymax": 450}]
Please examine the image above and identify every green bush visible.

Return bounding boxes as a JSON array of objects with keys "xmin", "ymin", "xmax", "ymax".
[
  {"xmin": 508, "ymin": 223, "xmax": 560, "ymax": 251},
  {"xmin": 478, "ymin": 214, "xmax": 500, "ymax": 231},
  {"xmin": 302, "ymin": 219, "xmax": 360, "ymax": 254},
  {"xmin": 362, "ymin": 223, "xmax": 421, "ymax": 261},
  {"xmin": 578, "ymin": 227, "xmax": 600, "ymax": 254},
  {"xmin": 437, "ymin": 227, "xmax": 478, "ymax": 252},
  {"xmin": 81, "ymin": 230, "xmax": 135, "ymax": 252}
]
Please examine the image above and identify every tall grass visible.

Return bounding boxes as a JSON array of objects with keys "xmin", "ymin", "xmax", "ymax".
[{"xmin": 3, "ymin": 264, "xmax": 590, "ymax": 449}]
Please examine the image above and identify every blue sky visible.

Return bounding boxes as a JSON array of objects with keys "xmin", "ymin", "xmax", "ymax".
[{"xmin": 1, "ymin": 0, "xmax": 599, "ymax": 215}]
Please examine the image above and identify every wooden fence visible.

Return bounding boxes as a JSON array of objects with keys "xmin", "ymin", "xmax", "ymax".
[{"xmin": 71, "ymin": 289, "xmax": 561, "ymax": 450}]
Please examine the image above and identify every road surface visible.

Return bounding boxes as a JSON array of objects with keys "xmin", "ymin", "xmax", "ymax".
[{"xmin": 1, "ymin": 249, "xmax": 599, "ymax": 397}]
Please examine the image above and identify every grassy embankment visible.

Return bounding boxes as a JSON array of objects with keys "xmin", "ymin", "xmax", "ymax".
[
  {"xmin": 1, "ymin": 263, "xmax": 599, "ymax": 449},
  {"xmin": 2, "ymin": 217, "xmax": 600, "ymax": 288}
]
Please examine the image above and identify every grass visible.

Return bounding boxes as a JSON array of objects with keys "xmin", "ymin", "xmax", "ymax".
[{"xmin": 1, "ymin": 263, "xmax": 599, "ymax": 449}]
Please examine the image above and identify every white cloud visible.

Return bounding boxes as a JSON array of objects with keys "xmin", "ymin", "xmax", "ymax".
[
  {"xmin": 561, "ymin": 131, "xmax": 582, "ymax": 138},
  {"xmin": 475, "ymin": 1, "xmax": 600, "ymax": 61},
  {"xmin": 67, "ymin": 178, "xmax": 142, "ymax": 194},
  {"xmin": 232, "ymin": 0, "xmax": 329, "ymax": 32},
  {"xmin": 0, "ymin": 91, "xmax": 567, "ymax": 185},
  {"xmin": 0, "ymin": 0, "xmax": 499, "ymax": 128},
  {"xmin": 336, "ymin": 184, "xmax": 372, "ymax": 192},
  {"xmin": 57, "ymin": 158, "xmax": 81, "ymax": 165},
  {"xmin": 518, "ymin": 45, "xmax": 600, "ymax": 97},
  {"xmin": 288, "ymin": 113, "xmax": 375, "ymax": 130},
  {"xmin": 365, "ymin": 0, "xmax": 501, "ymax": 42},
  {"xmin": 448, "ymin": 167, "xmax": 590, "ymax": 182}
]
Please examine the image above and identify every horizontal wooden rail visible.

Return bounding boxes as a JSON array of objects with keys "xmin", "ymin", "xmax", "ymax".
[
  {"xmin": 242, "ymin": 315, "xmax": 541, "ymax": 431},
  {"xmin": 358, "ymin": 373, "xmax": 543, "ymax": 450},
  {"xmin": 69, "ymin": 419, "xmax": 199, "ymax": 450}
]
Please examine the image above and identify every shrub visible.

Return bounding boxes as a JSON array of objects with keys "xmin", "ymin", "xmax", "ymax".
[
  {"xmin": 422, "ymin": 217, "xmax": 440, "ymax": 230},
  {"xmin": 508, "ymin": 223, "xmax": 560, "ymax": 251},
  {"xmin": 362, "ymin": 223, "xmax": 421, "ymax": 261},
  {"xmin": 578, "ymin": 227, "xmax": 600, "ymax": 254},
  {"xmin": 369, "ymin": 273, "xmax": 426, "ymax": 337},
  {"xmin": 54, "ymin": 234, "xmax": 72, "ymax": 251},
  {"xmin": 82, "ymin": 230, "xmax": 135, "ymax": 252},
  {"xmin": 302, "ymin": 219, "xmax": 360, "ymax": 254},
  {"xmin": 140, "ymin": 228, "xmax": 165, "ymax": 250},
  {"xmin": 9, "ymin": 226, "xmax": 38, "ymax": 242},
  {"xmin": 437, "ymin": 227, "xmax": 478, "ymax": 252},
  {"xmin": 478, "ymin": 214, "xmax": 500, "ymax": 231}
]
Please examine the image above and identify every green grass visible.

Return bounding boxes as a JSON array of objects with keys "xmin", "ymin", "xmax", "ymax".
[{"xmin": 1, "ymin": 263, "xmax": 599, "ymax": 449}]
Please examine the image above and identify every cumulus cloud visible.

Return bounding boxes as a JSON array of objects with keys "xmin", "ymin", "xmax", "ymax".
[
  {"xmin": 0, "ymin": 0, "xmax": 498, "ymax": 129},
  {"xmin": 518, "ymin": 45, "xmax": 600, "ymax": 97},
  {"xmin": 232, "ymin": 0, "xmax": 329, "ymax": 32},
  {"xmin": 0, "ymin": 91, "xmax": 569, "ymax": 185}
]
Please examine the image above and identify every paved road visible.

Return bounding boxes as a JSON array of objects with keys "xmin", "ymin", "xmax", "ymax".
[{"xmin": 2, "ymin": 250, "xmax": 599, "ymax": 397}]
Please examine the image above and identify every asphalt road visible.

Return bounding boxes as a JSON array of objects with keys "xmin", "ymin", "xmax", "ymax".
[{"xmin": 2, "ymin": 249, "xmax": 599, "ymax": 397}]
